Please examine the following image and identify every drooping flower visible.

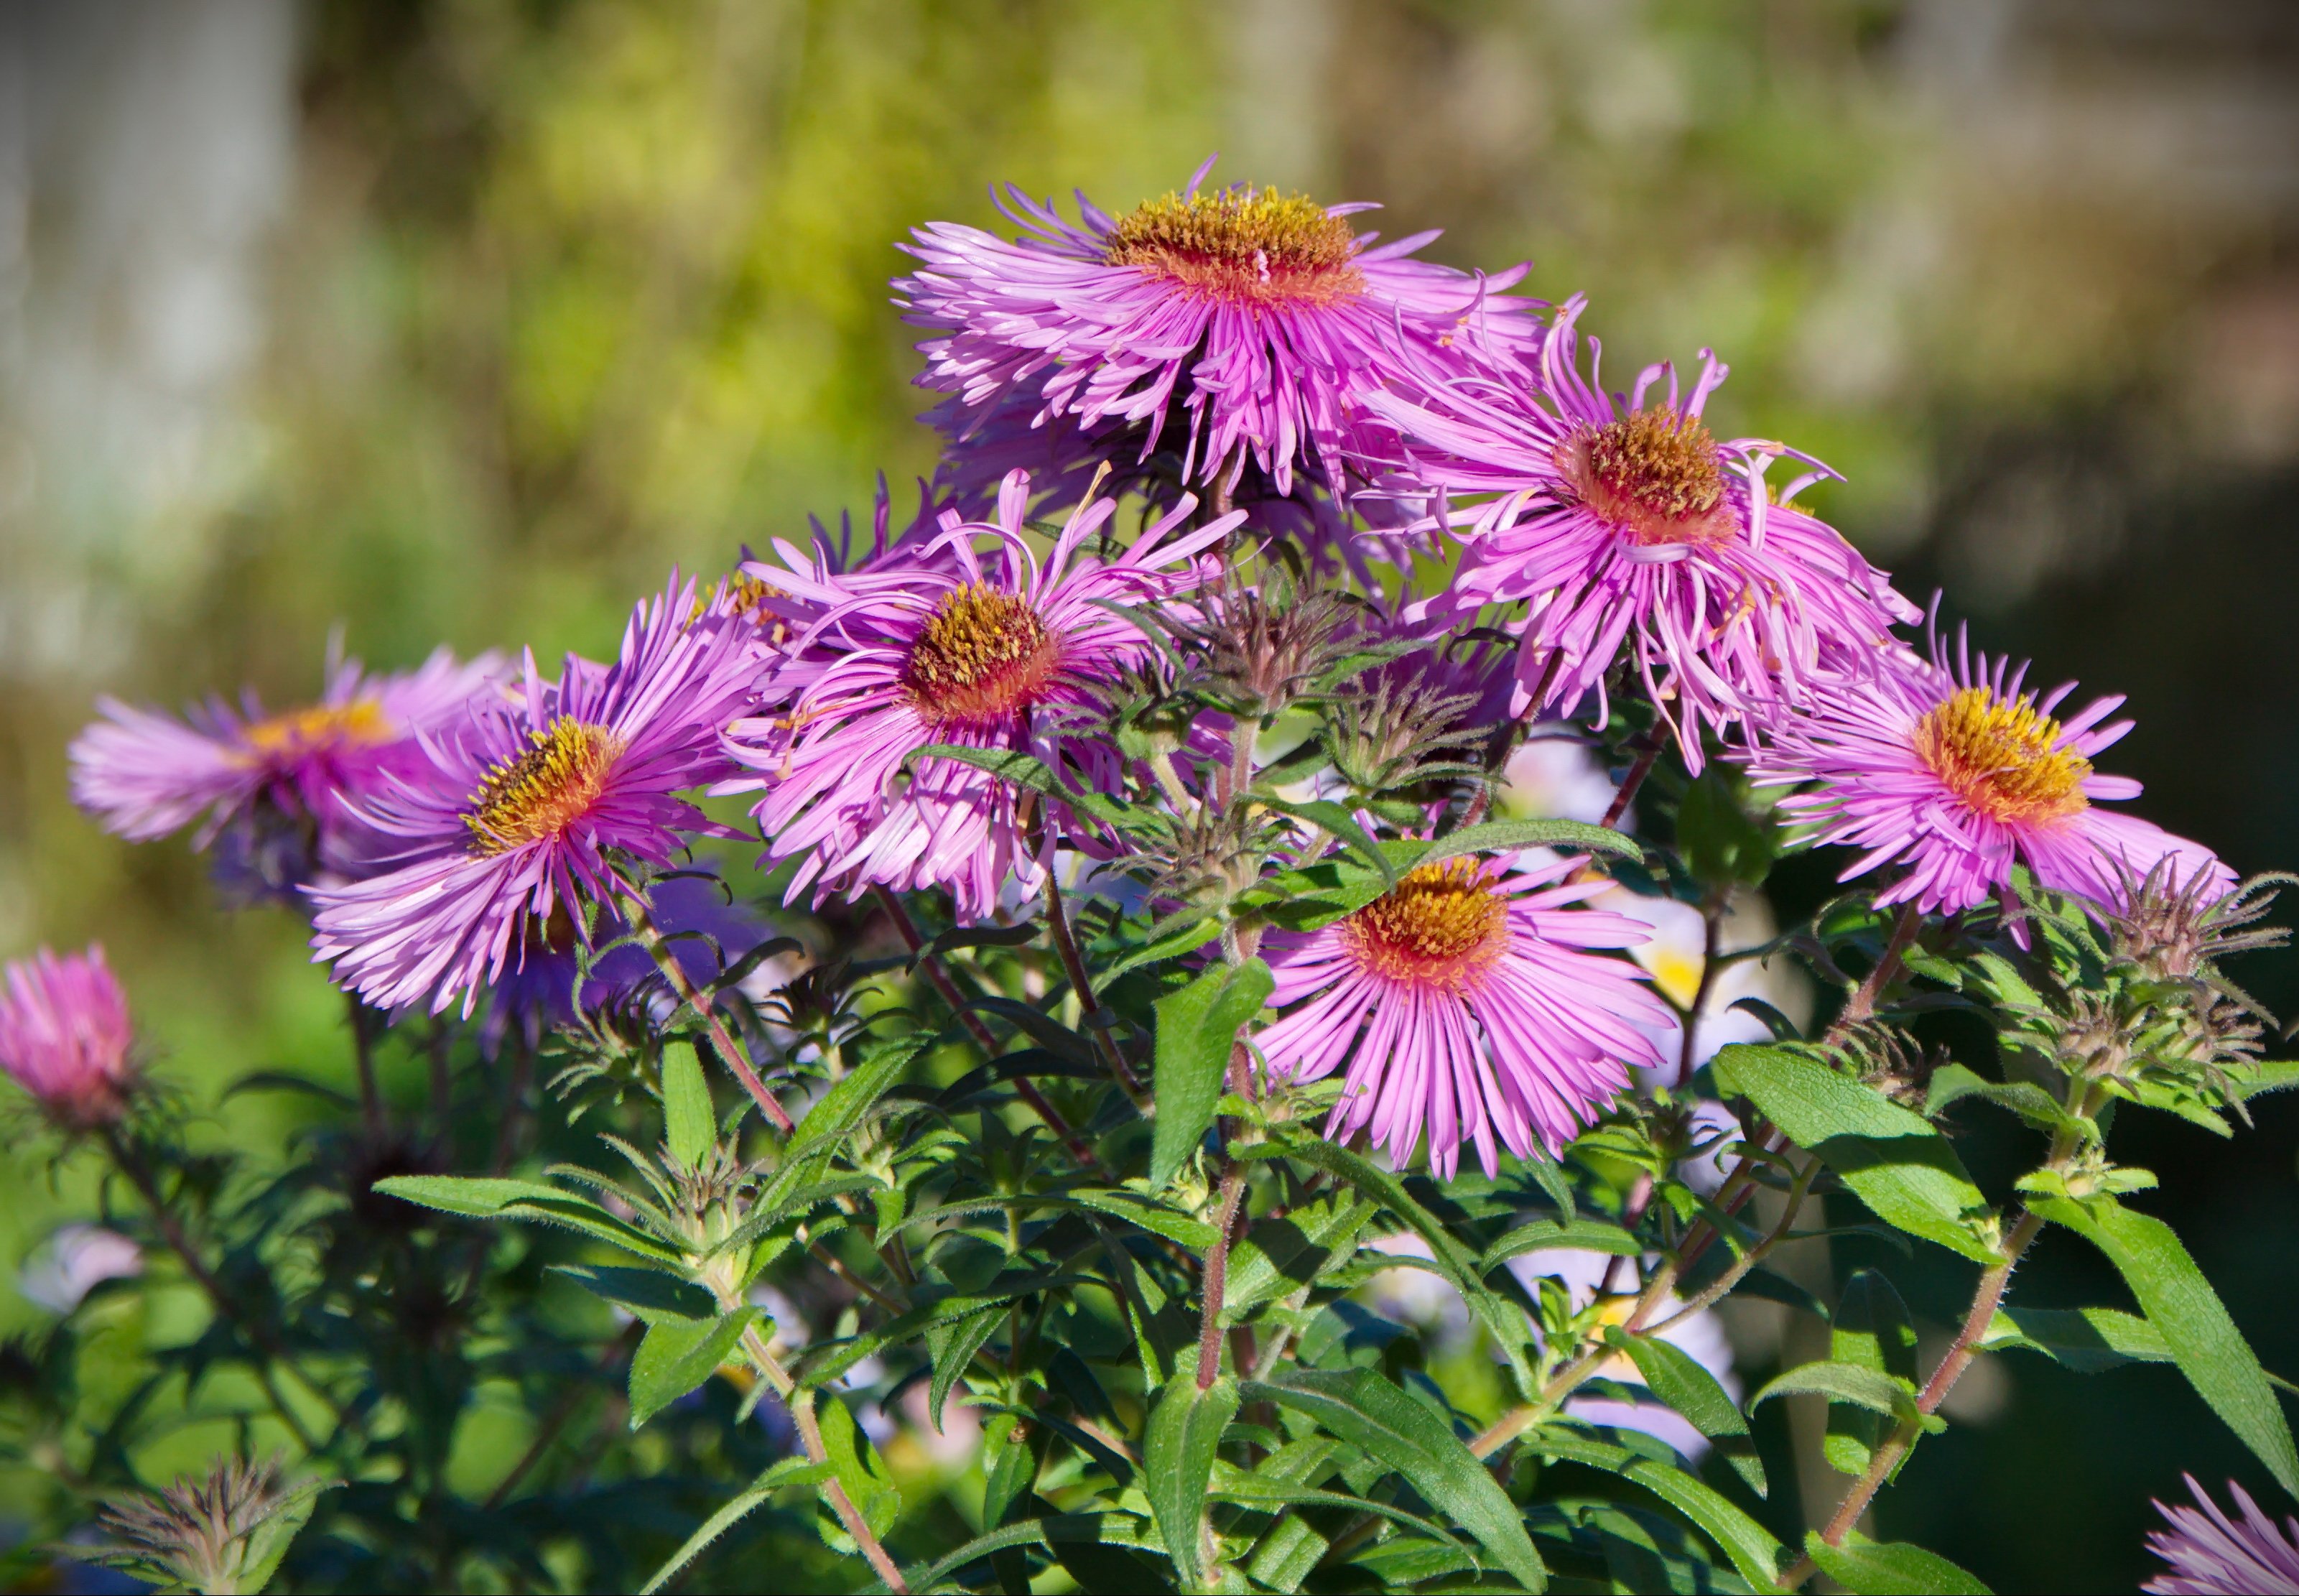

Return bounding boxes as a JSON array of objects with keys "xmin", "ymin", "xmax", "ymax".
[
  {"xmin": 1746, "ymin": 633, "xmax": 2232, "ymax": 919},
  {"xmin": 0, "ymin": 945, "xmax": 136, "ymax": 1128},
  {"xmin": 70, "ymin": 646, "xmax": 503, "ymax": 890},
  {"xmin": 1257, "ymin": 851, "xmax": 1670, "ymax": 1177},
  {"xmin": 724, "ymin": 470, "xmax": 1240, "ymax": 920},
  {"xmin": 899, "ymin": 157, "xmax": 1540, "ymax": 501},
  {"xmin": 1507, "ymin": 1245, "xmax": 1741, "ymax": 1458},
  {"xmin": 307, "ymin": 576, "xmax": 762, "ymax": 1016},
  {"xmin": 2145, "ymin": 1477, "xmax": 2299, "ymax": 1595},
  {"xmin": 1373, "ymin": 295, "xmax": 1920, "ymax": 769}
]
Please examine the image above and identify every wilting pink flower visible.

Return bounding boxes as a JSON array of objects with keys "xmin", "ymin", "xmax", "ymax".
[
  {"xmin": 0, "ymin": 945, "xmax": 135, "ymax": 1128},
  {"xmin": 2146, "ymin": 1477, "xmax": 2299, "ymax": 1595},
  {"xmin": 1257, "ymin": 851, "xmax": 1669, "ymax": 1177},
  {"xmin": 1747, "ymin": 633, "xmax": 2231, "ymax": 919},
  {"xmin": 308, "ymin": 576, "xmax": 762, "ymax": 1016},
  {"xmin": 1373, "ymin": 296, "xmax": 1918, "ymax": 769},
  {"xmin": 899, "ymin": 157, "xmax": 1539, "ymax": 499},
  {"xmin": 724, "ymin": 470, "xmax": 1240, "ymax": 920},
  {"xmin": 70, "ymin": 647, "xmax": 503, "ymax": 889}
]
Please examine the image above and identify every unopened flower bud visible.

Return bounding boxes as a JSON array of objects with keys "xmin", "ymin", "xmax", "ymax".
[{"xmin": 0, "ymin": 945, "xmax": 136, "ymax": 1129}]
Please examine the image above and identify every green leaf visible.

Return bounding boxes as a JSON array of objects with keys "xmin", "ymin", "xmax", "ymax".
[
  {"xmin": 552, "ymin": 1263, "xmax": 717, "ymax": 1322},
  {"xmin": 1749, "ymin": 1360, "xmax": 1922, "ymax": 1425},
  {"xmin": 1979, "ymin": 1305, "xmax": 2169, "ymax": 1373},
  {"xmin": 1711, "ymin": 1045, "xmax": 1998, "ymax": 1262},
  {"xmin": 886, "ymin": 1518, "xmax": 1055, "ymax": 1595},
  {"xmin": 373, "ymin": 1174, "xmax": 684, "ymax": 1263},
  {"xmin": 908, "ymin": 743, "xmax": 1130, "ymax": 827},
  {"xmin": 1676, "ymin": 767, "xmax": 1778, "ymax": 889},
  {"xmin": 814, "ymin": 1388, "xmax": 902, "ymax": 1554},
  {"xmin": 1481, "ymin": 1216, "xmax": 1643, "ymax": 1271},
  {"xmin": 1532, "ymin": 1430, "xmax": 1786, "ymax": 1591},
  {"xmin": 1220, "ymin": 1192, "xmax": 1378, "ymax": 1321},
  {"xmin": 1604, "ymin": 1327, "xmax": 1767, "ymax": 1496},
  {"xmin": 629, "ymin": 1307, "xmax": 758, "ymax": 1429},
  {"xmin": 1826, "ymin": 1271, "xmax": 1918, "ymax": 1475},
  {"xmin": 1149, "ymin": 960, "xmax": 1272, "ymax": 1189},
  {"xmin": 1923, "ymin": 1063, "xmax": 2072, "ymax": 1131},
  {"xmin": 661, "ymin": 1040, "xmax": 715, "ymax": 1170},
  {"xmin": 1243, "ymin": 1367, "xmax": 1546, "ymax": 1592},
  {"xmin": 1803, "ymin": 1531, "xmax": 1991, "ymax": 1595},
  {"xmin": 237, "ymin": 1477, "xmax": 333, "ymax": 1595},
  {"xmin": 1103, "ymin": 911, "xmax": 1223, "ymax": 978},
  {"xmin": 1143, "ymin": 1373, "xmax": 1239, "ymax": 1590},
  {"xmin": 1067, "ymin": 1187, "xmax": 1220, "ymax": 1251},
  {"xmin": 1416, "ymin": 817, "xmax": 1643, "ymax": 867},
  {"xmin": 639, "ymin": 1458, "xmax": 832, "ymax": 1595},
  {"xmin": 2030, "ymin": 1193, "xmax": 2299, "ymax": 1495},
  {"xmin": 786, "ymin": 1036, "xmax": 925, "ymax": 1162},
  {"xmin": 924, "ymin": 1304, "xmax": 1003, "ymax": 1434},
  {"xmin": 1256, "ymin": 795, "xmax": 1398, "ymax": 886}
]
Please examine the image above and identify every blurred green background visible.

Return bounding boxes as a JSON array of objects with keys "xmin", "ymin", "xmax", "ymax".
[{"xmin": 3, "ymin": 2, "xmax": 2296, "ymax": 1587}]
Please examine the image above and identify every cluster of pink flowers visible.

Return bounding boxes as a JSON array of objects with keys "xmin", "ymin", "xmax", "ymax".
[{"xmin": 34, "ymin": 157, "xmax": 2229, "ymax": 1187}]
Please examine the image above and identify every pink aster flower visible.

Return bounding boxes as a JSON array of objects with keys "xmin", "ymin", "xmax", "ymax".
[
  {"xmin": 307, "ymin": 576, "xmax": 762, "ymax": 1016},
  {"xmin": 1372, "ymin": 295, "xmax": 1920, "ymax": 770},
  {"xmin": 724, "ymin": 470, "xmax": 1240, "ymax": 920},
  {"xmin": 2146, "ymin": 1477, "xmax": 2299, "ymax": 1595},
  {"xmin": 0, "ymin": 945, "xmax": 136, "ymax": 1128},
  {"xmin": 1256, "ymin": 851, "xmax": 1670, "ymax": 1177},
  {"xmin": 1746, "ymin": 632, "xmax": 2232, "ymax": 919},
  {"xmin": 898, "ymin": 156, "xmax": 1539, "ymax": 499},
  {"xmin": 70, "ymin": 646, "xmax": 503, "ymax": 889}
]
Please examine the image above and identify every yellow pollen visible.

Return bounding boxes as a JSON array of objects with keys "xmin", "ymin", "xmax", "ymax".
[
  {"xmin": 463, "ymin": 718, "xmax": 623, "ymax": 855},
  {"xmin": 1344, "ymin": 858, "xmax": 1510, "ymax": 990},
  {"xmin": 241, "ymin": 700, "xmax": 394, "ymax": 756},
  {"xmin": 1105, "ymin": 187, "xmax": 1365, "ymax": 307},
  {"xmin": 1913, "ymin": 686, "xmax": 2091, "ymax": 825},
  {"xmin": 1559, "ymin": 407, "xmax": 1734, "ymax": 547},
  {"xmin": 901, "ymin": 584, "xmax": 1060, "ymax": 725}
]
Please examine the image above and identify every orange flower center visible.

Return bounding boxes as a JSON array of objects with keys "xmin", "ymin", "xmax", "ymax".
[
  {"xmin": 1105, "ymin": 187, "xmax": 1365, "ymax": 308},
  {"xmin": 1913, "ymin": 686, "xmax": 2091, "ymax": 825},
  {"xmin": 463, "ymin": 718, "xmax": 622, "ymax": 855},
  {"xmin": 901, "ymin": 585, "xmax": 1061, "ymax": 725},
  {"xmin": 241, "ymin": 700, "xmax": 395, "ymax": 758},
  {"xmin": 1344, "ymin": 859, "xmax": 1511, "ymax": 990},
  {"xmin": 1556, "ymin": 406, "xmax": 1735, "ymax": 547}
]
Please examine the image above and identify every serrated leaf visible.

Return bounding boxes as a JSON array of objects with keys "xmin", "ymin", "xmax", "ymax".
[
  {"xmin": 1143, "ymin": 1373, "xmax": 1238, "ymax": 1590},
  {"xmin": 1803, "ymin": 1530, "xmax": 1991, "ymax": 1595},
  {"xmin": 661, "ymin": 1040, "xmax": 714, "ymax": 1171},
  {"xmin": 552, "ymin": 1263, "xmax": 717, "ymax": 1322},
  {"xmin": 630, "ymin": 1307, "xmax": 758, "ymax": 1428},
  {"xmin": 1711, "ymin": 1044, "xmax": 1997, "ymax": 1262},
  {"xmin": 1243, "ymin": 1367, "xmax": 1546, "ymax": 1592},
  {"xmin": 1604, "ymin": 1327, "xmax": 1767, "ymax": 1496},
  {"xmin": 1532, "ymin": 1430, "xmax": 1786, "ymax": 1591},
  {"xmin": 1149, "ymin": 960, "xmax": 1272, "ymax": 1189},
  {"xmin": 2030, "ymin": 1192, "xmax": 2299, "ymax": 1495},
  {"xmin": 639, "ymin": 1458, "xmax": 832, "ymax": 1595}
]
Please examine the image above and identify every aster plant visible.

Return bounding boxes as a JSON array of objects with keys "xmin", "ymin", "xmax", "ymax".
[{"xmin": 7, "ymin": 161, "xmax": 2297, "ymax": 1596}]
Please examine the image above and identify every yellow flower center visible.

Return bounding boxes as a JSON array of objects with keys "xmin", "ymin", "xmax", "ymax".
[
  {"xmin": 1557, "ymin": 407, "xmax": 1735, "ymax": 547},
  {"xmin": 901, "ymin": 584, "xmax": 1061, "ymax": 725},
  {"xmin": 1344, "ymin": 858, "xmax": 1511, "ymax": 990},
  {"xmin": 241, "ymin": 700, "xmax": 394, "ymax": 758},
  {"xmin": 1913, "ymin": 685, "xmax": 2091, "ymax": 825},
  {"xmin": 1104, "ymin": 187, "xmax": 1365, "ymax": 307},
  {"xmin": 463, "ymin": 718, "xmax": 622, "ymax": 855}
]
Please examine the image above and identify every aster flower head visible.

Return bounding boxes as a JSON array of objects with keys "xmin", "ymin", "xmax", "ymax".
[
  {"xmin": 725, "ymin": 470, "xmax": 1242, "ymax": 920},
  {"xmin": 308, "ymin": 575, "xmax": 762, "ymax": 1016},
  {"xmin": 2146, "ymin": 1477, "xmax": 2299, "ymax": 1595},
  {"xmin": 0, "ymin": 945, "xmax": 136, "ymax": 1128},
  {"xmin": 1374, "ymin": 296, "xmax": 1920, "ymax": 769},
  {"xmin": 1258, "ymin": 850, "xmax": 1670, "ymax": 1177},
  {"xmin": 900, "ymin": 156, "xmax": 1540, "ymax": 502},
  {"xmin": 1747, "ymin": 628, "xmax": 2233, "ymax": 922},
  {"xmin": 70, "ymin": 646, "xmax": 503, "ymax": 891}
]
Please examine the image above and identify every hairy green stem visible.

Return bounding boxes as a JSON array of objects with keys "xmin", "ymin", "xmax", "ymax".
[{"xmin": 740, "ymin": 1324, "xmax": 909, "ymax": 1593}]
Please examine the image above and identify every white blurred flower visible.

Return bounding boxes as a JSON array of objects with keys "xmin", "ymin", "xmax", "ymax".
[
  {"xmin": 898, "ymin": 1379, "xmax": 983, "ymax": 1467},
  {"xmin": 1508, "ymin": 1246, "xmax": 1740, "ymax": 1460},
  {"xmin": 1496, "ymin": 730, "xmax": 1622, "ymax": 827},
  {"xmin": 1360, "ymin": 1231, "xmax": 1472, "ymax": 1353},
  {"xmin": 1597, "ymin": 887, "xmax": 1811, "ymax": 1087},
  {"xmin": 20, "ymin": 1225, "xmax": 141, "ymax": 1313}
]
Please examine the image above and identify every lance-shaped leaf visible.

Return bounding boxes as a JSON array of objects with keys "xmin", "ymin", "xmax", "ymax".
[
  {"xmin": 1481, "ymin": 1216, "xmax": 1642, "ymax": 1271},
  {"xmin": 785, "ymin": 1036, "xmax": 926, "ymax": 1162},
  {"xmin": 1826, "ymin": 1270, "xmax": 1918, "ymax": 1476},
  {"xmin": 373, "ymin": 1174, "xmax": 682, "ymax": 1263},
  {"xmin": 1803, "ymin": 1530, "xmax": 1992, "ymax": 1595},
  {"xmin": 1142, "ymin": 1372, "xmax": 1238, "ymax": 1590},
  {"xmin": 629, "ymin": 1307, "xmax": 758, "ymax": 1428},
  {"xmin": 639, "ymin": 1457, "xmax": 832, "ymax": 1595},
  {"xmin": 1749, "ymin": 1360, "xmax": 1935, "ymax": 1432},
  {"xmin": 661, "ymin": 1040, "xmax": 715, "ymax": 1171},
  {"xmin": 1149, "ymin": 959, "xmax": 1272, "ymax": 1189},
  {"xmin": 1243, "ymin": 1367, "xmax": 1546, "ymax": 1592},
  {"xmin": 1711, "ymin": 1045, "xmax": 1998, "ymax": 1262},
  {"xmin": 2031, "ymin": 1192, "xmax": 2299, "ymax": 1495},
  {"xmin": 814, "ymin": 1388, "xmax": 902, "ymax": 1554},
  {"xmin": 1979, "ymin": 1305, "xmax": 2169, "ymax": 1373},
  {"xmin": 924, "ymin": 1304, "xmax": 1003, "ymax": 1434},
  {"xmin": 1603, "ymin": 1327, "xmax": 1767, "ymax": 1496},
  {"xmin": 552, "ymin": 1263, "xmax": 717, "ymax": 1322},
  {"xmin": 1531, "ymin": 1430, "xmax": 1785, "ymax": 1591},
  {"xmin": 1220, "ymin": 1192, "xmax": 1379, "ymax": 1321}
]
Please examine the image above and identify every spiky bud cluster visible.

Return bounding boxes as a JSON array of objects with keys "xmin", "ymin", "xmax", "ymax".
[
  {"xmin": 91, "ymin": 1455, "xmax": 326, "ymax": 1596},
  {"xmin": 1322, "ymin": 664, "xmax": 1485, "ymax": 796}
]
